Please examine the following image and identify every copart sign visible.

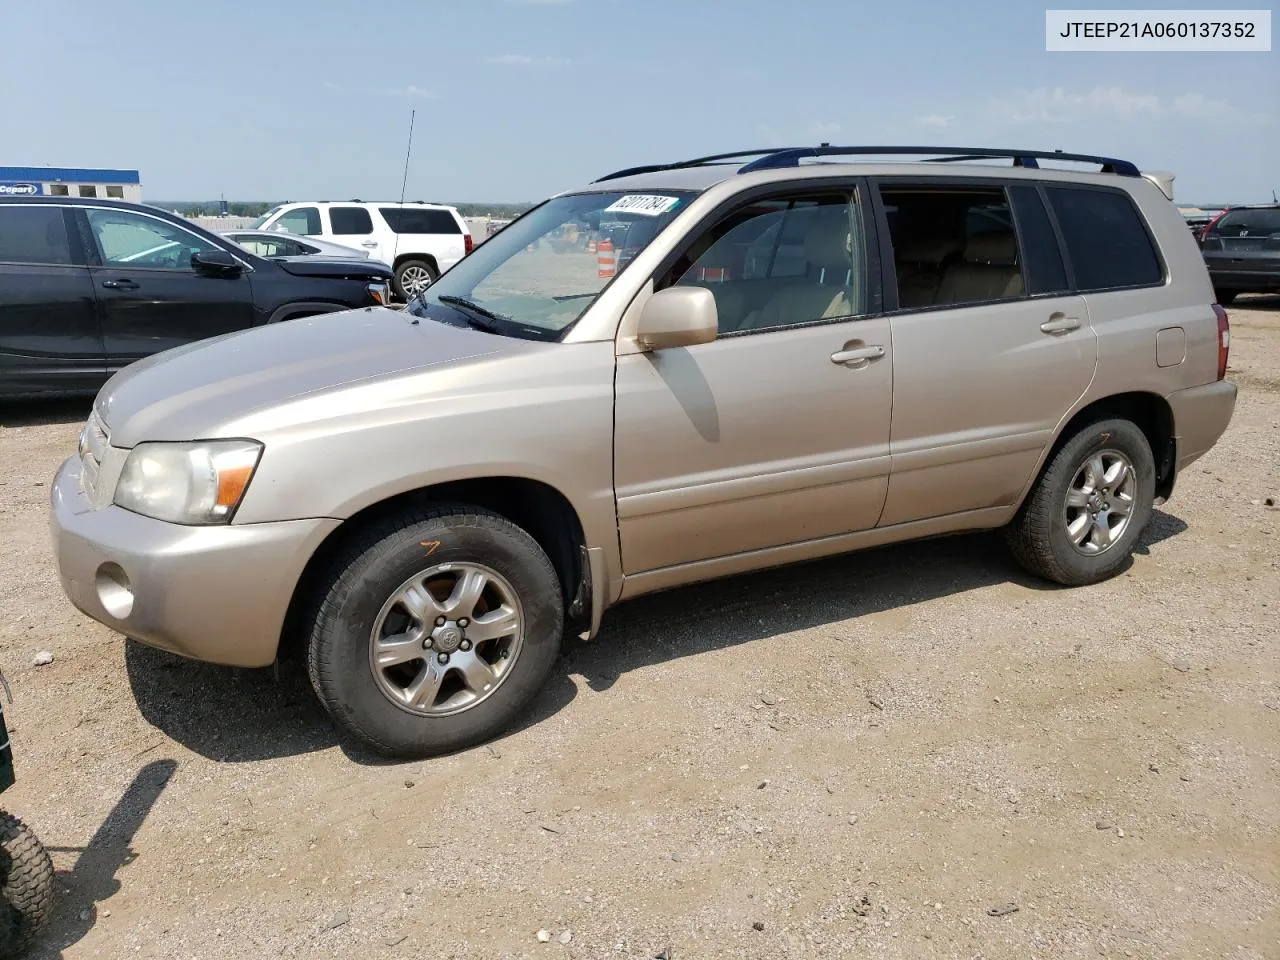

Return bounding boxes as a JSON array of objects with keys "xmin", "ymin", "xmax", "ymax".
[{"xmin": 0, "ymin": 182, "xmax": 42, "ymax": 196}]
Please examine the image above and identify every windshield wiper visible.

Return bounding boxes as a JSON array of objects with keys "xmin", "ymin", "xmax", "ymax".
[
  {"xmin": 436, "ymin": 295, "xmax": 508, "ymax": 333},
  {"xmin": 552, "ymin": 292, "xmax": 597, "ymax": 301}
]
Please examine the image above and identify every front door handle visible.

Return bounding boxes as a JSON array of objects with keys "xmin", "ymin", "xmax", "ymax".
[
  {"xmin": 360, "ymin": 241, "xmax": 378, "ymax": 248},
  {"xmin": 101, "ymin": 279, "xmax": 139, "ymax": 290},
  {"xmin": 830, "ymin": 344, "xmax": 886, "ymax": 367},
  {"xmin": 1040, "ymin": 313, "xmax": 1081, "ymax": 335}
]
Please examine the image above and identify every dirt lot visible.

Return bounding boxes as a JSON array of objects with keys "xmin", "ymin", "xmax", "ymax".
[{"xmin": 2, "ymin": 299, "xmax": 1277, "ymax": 960}]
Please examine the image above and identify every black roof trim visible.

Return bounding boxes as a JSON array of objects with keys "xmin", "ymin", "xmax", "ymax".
[{"xmin": 594, "ymin": 145, "xmax": 1141, "ymax": 183}]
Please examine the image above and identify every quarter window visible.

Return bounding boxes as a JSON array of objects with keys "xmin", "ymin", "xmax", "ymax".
[
  {"xmin": 274, "ymin": 206, "xmax": 322, "ymax": 236},
  {"xmin": 1046, "ymin": 187, "xmax": 1162, "ymax": 291},
  {"xmin": 86, "ymin": 209, "xmax": 218, "ymax": 269},
  {"xmin": 0, "ymin": 206, "xmax": 73, "ymax": 265},
  {"xmin": 330, "ymin": 206, "xmax": 374, "ymax": 235},
  {"xmin": 880, "ymin": 184, "xmax": 1024, "ymax": 309},
  {"xmin": 379, "ymin": 208, "xmax": 462, "ymax": 234},
  {"xmin": 662, "ymin": 192, "xmax": 867, "ymax": 334}
]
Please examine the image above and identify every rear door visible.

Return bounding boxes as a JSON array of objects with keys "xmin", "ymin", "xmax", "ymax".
[
  {"xmin": 0, "ymin": 203, "xmax": 105, "ymax": 395},
  {"xmin": 875, "ymin": 179, "xmax": 1096, "ymax": 526},
  {"xmin": 80, "ymin": 207, "xmax": 255, "ymax": 366},
  {"xmin": 328, "ymin": 206, "xmax": 384, "ymax": 261}
]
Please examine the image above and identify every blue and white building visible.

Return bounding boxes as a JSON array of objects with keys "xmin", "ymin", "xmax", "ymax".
[{"xmin": 0, "ymin": 166, "xmax": 142, "ymax": 202}]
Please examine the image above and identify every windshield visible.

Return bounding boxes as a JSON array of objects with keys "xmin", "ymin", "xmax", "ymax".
[
  {"xmin": 249, "ymin": 206, "xmax": 282, "ymax": 229},
  {"xmin": 406, "ymin": 190, "xmax": 694, "ymax": 339}
]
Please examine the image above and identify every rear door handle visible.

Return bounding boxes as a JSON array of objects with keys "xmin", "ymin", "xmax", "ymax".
[
  {"xmin": 360, "ymin": 241, "xmax": 378, "ymax": 248},
  {"xmin": 101, "ymin": 279, "xmax": 139, "ymax": 290},
  {"xmin": 1039, "ymin": 314, "xmax": 1081, "ymax": 335},
  {"xmin": 830, "ymin": 344, "xmax": 886, "ymax": 367}
]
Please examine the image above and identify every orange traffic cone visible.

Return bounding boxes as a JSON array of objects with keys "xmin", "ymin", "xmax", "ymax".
[{"xmin": 597, "ymin": 238, "xmax": 616, "ymax": 279}]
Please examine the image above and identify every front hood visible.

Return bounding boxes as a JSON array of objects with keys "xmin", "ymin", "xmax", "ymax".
[
  {"xmin": 98, "ymin": 308, "xmax": 510, "ymax": 445},
  {"xmin": 274, "ymin": 257, "xmax": 392, "ymax": 279}
]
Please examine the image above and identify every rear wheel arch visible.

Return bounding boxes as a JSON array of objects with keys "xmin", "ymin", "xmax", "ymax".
[
  {"xmin": 279, "ymin": 477, "xmax": 590, "ymax": 663},
  {"xmin": 1027, "ymin": 391, "xmax": 1176, "ymax": 508}
]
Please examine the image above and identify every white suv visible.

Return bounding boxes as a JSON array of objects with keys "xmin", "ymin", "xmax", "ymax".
[{"xmin": 252, "ymin": 201, "xmax": 473, "ymax": 299}]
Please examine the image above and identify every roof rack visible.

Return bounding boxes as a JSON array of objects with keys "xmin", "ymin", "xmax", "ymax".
[{"xmin": 594, "ymin": 145, "xmax": 1141, "ymax": 183}]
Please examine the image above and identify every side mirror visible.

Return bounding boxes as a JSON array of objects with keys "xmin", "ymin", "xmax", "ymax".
[
  {"xmin": 192, "ymin": 249, "xmax": 246, "ymax": 277},
  {"xmin": 635, "ymin": 286, "xmax": 718, "ymax": 350}
]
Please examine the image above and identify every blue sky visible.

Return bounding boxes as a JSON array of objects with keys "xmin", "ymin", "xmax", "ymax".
[{"xmin": 1, "ymin": 0, "xmax": 1275, "ymax": 203}]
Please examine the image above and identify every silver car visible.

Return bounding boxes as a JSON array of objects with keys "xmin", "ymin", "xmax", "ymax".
[
  {"xmin": 220, "ymin": 229, "xmax": 380, "ymax": 262},
  {"xmin": 50, "ymin": 146, "xmax": 1237, "ymax": 759}
]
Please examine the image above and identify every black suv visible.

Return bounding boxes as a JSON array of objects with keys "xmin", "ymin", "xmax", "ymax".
[
  {"xmin": 0, "ymin": 197, "xmax": 395, "ymax": 399},
  {"xmin": 1200, "ymin": 203, "xmax": 1280, "ymax": 304}
]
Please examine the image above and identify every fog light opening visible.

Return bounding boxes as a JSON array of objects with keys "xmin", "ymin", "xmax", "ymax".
[{"xmin": 95, "ymin": 562, "xmax": 134, "ymax": 619}]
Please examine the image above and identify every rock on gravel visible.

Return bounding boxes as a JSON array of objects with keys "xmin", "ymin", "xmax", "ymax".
[{"xmin": 32, "ymin": 650, "xmax": 53, "ymax": 666}]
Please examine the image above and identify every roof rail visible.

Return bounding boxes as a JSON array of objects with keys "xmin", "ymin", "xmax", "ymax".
[
  {"xmin": 741, "ymin": 145, "xmax": 1140, "ymax": 177},
  {"xmin": 594, "ymin": 145, "xmax": 1141, "ymax": 183},
  {"xmin": 593, "ymin": 149, "xmax": 787, "ymax": 183}
]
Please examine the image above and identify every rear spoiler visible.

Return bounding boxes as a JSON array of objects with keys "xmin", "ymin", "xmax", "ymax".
[{"xmin": 1141, "ymin": 170, "xmax": 1176, "ymax": 201}]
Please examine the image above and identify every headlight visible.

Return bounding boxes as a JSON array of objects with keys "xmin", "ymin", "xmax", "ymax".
[
  {"xmin": 367, "ymin": 281, "xmax": 392, "ymax": 306},
  {"xmin": 114, "ymin": 440, "xmax": 263, "ymax": 525}
]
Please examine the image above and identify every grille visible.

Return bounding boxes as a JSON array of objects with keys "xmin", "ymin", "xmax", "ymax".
[{"xmin": 78, "ymin": 411, "xmax": 109, "ymax": 501}]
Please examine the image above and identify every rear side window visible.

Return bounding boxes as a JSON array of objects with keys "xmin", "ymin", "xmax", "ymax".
[
  {"xmin": 1008, "ymin": 185, "xmax": 1069, "ymax": 295},
  {"xmin": 1046, "ymin": 187, "xmax": 1162, "ymax": 291},
  {"xmin": 275, "ymin": 206, "xmax": 321, "ymax": 236},
  {"xmin": 0, "ymin": 206, "xmax": 73, "ymax": 265},
  {"xmin": 379, "ymin": 208, "xmax": 462, "ymax": 234},
  {"xmin": 1211, "ymin": 208, "xmax": 1280, "ymax": 236},
  {"xmin": 330, "ymin": 206, "xmax": 374, "ymax": 235}
]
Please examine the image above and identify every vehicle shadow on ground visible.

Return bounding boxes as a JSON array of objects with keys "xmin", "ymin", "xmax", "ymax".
[
  {"xmin": 0, "ymin": 399, "xmax": 92, "ymax": 429},
  {"xmin": 122, "ymin": 510, "xmax": 1187, "ymax": 766},
  {"xmin": 33, "ymin": 759, "xmax": 177, "ymax": 960}
]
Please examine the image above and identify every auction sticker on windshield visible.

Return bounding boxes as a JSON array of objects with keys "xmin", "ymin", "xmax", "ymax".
[{"xmin": 604, "ymin": 195, "xmax": 682, "ymax": 216}]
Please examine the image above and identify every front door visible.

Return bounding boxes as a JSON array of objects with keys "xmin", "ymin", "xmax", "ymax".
[
  {"xmin": 613, "ymin": 187, "xmax": 894, "ymax": 574},
  {"xmin": 80, "ymin": 207, "xmax": 254, "ymax": 367},
  {"xmin": 874, "ymin": 179, "xmax": 1098, "ymax": 526},
  {"xmin": 0, "ymin": 204, "xmax": 105, "ymax": 395}
]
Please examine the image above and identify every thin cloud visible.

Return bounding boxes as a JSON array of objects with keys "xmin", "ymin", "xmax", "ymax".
[
  {"xmin": 914, "ymin": 114, "xmax": 956, "ymax": 128},
  {"xmin": 484, "ymin": 53, "xmax": 569, "ymax": 66},
  {"xmin": 1174, "ymin": 92, "xmax": 1268, "ymax": 123},
  {"xmin": 385, "ymin": 85, "xmax": 442, "ymax": 100},
  {"xmin": 988, "ymin": 86, "xmax": 1159, "ymax": 124},
  {"xmin": 506, "ymin": 0, "xmax": 573, "ymax": 4}
]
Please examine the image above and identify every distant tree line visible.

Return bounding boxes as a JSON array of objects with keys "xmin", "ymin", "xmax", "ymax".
[{"xmin": 153, "ymin": 201, "xmax": 535, "ymax": 219}]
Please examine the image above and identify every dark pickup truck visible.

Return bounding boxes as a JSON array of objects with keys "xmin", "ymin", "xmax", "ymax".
[
  {"xmin": 0, "ymin": 197, "xmax": 395, "ymax": 399},
  {"xmin": 1201, "ymin": 204, "xmax": 1280, "ymax": 304}
]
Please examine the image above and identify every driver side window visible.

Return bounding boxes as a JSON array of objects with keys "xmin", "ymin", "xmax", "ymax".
[
  {"xmin": 659, "ymin": 191, "xmax": 867, "ymax": 335},
  {"xmin": 86, "ymin": 209, "xmax": 217, "ymax": 270}
]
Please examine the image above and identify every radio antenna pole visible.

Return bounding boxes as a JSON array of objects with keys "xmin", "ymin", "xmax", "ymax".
[{"xmin": 392, "ymin": 108, "xmax": 416, "ymax": 279}]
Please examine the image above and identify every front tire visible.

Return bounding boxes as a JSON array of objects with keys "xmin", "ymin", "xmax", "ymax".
[
  {"xmin": 393, "ymin": 259, "xmax": 439, "ymax": 301},
  {"xmin": 1006, "ymin": 418, "xmax": 1155, "ymax": 587},
  {"xmin": 0, "ymin": 812, "xmax": 54, "ymax": 959},
  {"xmin": 307, "ymin": 506, "xmax": 564, "ymax": 759}
]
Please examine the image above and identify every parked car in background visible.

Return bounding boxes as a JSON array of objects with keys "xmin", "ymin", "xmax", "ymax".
[
  {"xmin": 49, "ymin": 145, "xmax": 1236, "ymax": 760},
  {"xmin": 0, "ymin": 197, "xmax": 393, "ymax": 399},
  {"xmin": 252, "ymin": 201, "xmax": 473, "ymax": 299},
  {"xmin": 221, "ymin": 229, "xmax": 381, "ymax": 263},
  {"xmin": 1199, "ymin": 203, "xmax": 1280, "ymax": 303}
]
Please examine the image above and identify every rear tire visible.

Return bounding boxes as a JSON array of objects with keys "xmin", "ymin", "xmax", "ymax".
[
  {"xmin": 307, "ymin": 505, "xmax": 563, "ymax": 759},
  {"xmin": 1006, "ymin": 418, "xmax": 1155, "ymax": 587},
  {"xmin": 1214, "ymin": 288, "xmax": 1238, "ymax": 305},
  {"xmin": 393, "ymin": 259, "xmax": 439, "ymax": 301},
  {"xmin": 0, "ymin": 811, "xmax": 54, "ymax": 959}
]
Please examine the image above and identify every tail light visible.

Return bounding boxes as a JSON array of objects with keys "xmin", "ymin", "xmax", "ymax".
[
  {"xmin": 464, "ymin": 234, "xmax": 474, "ymax": 255},
  {"xmin": 1199, "ymin": 209, "xmax": 1227, "ymax": 244},
  {"xmin": 1213, "ymin": 303, "xmax": 1230, "ymax": 380}
]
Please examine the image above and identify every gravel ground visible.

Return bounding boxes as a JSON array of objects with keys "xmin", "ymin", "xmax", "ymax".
[{"xmin": 1, "ymin": 298, "xmax": 1277, "ymax": 960}]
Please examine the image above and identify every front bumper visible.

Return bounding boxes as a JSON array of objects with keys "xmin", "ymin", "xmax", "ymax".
[
  {"xmin": 1168, "ymin": 379, "xmax": 1238, "ymax": 473},
  {"xmin": 50, "ymin": 455, "xmax": 339, "ymax": 668}
]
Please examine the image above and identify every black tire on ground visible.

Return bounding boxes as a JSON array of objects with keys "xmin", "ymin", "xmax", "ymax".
[
  {"xmin": 0, "ymin": 811, "xmax": 54, "ymax": 960},
  {"xmin": 1214, "ymin": 289, "xmax": 1238, "ymax": 305},
  {"xmin": 392, "ymin": 259, "xmax": 439, "ymax": 301},
  {"xmin": 307, "ymin": 505, "xmax": 564, "ymax": 759},
  {"xmin": 1005, "ymin": 418, "xmax": 1155, "ymax": 587}
]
